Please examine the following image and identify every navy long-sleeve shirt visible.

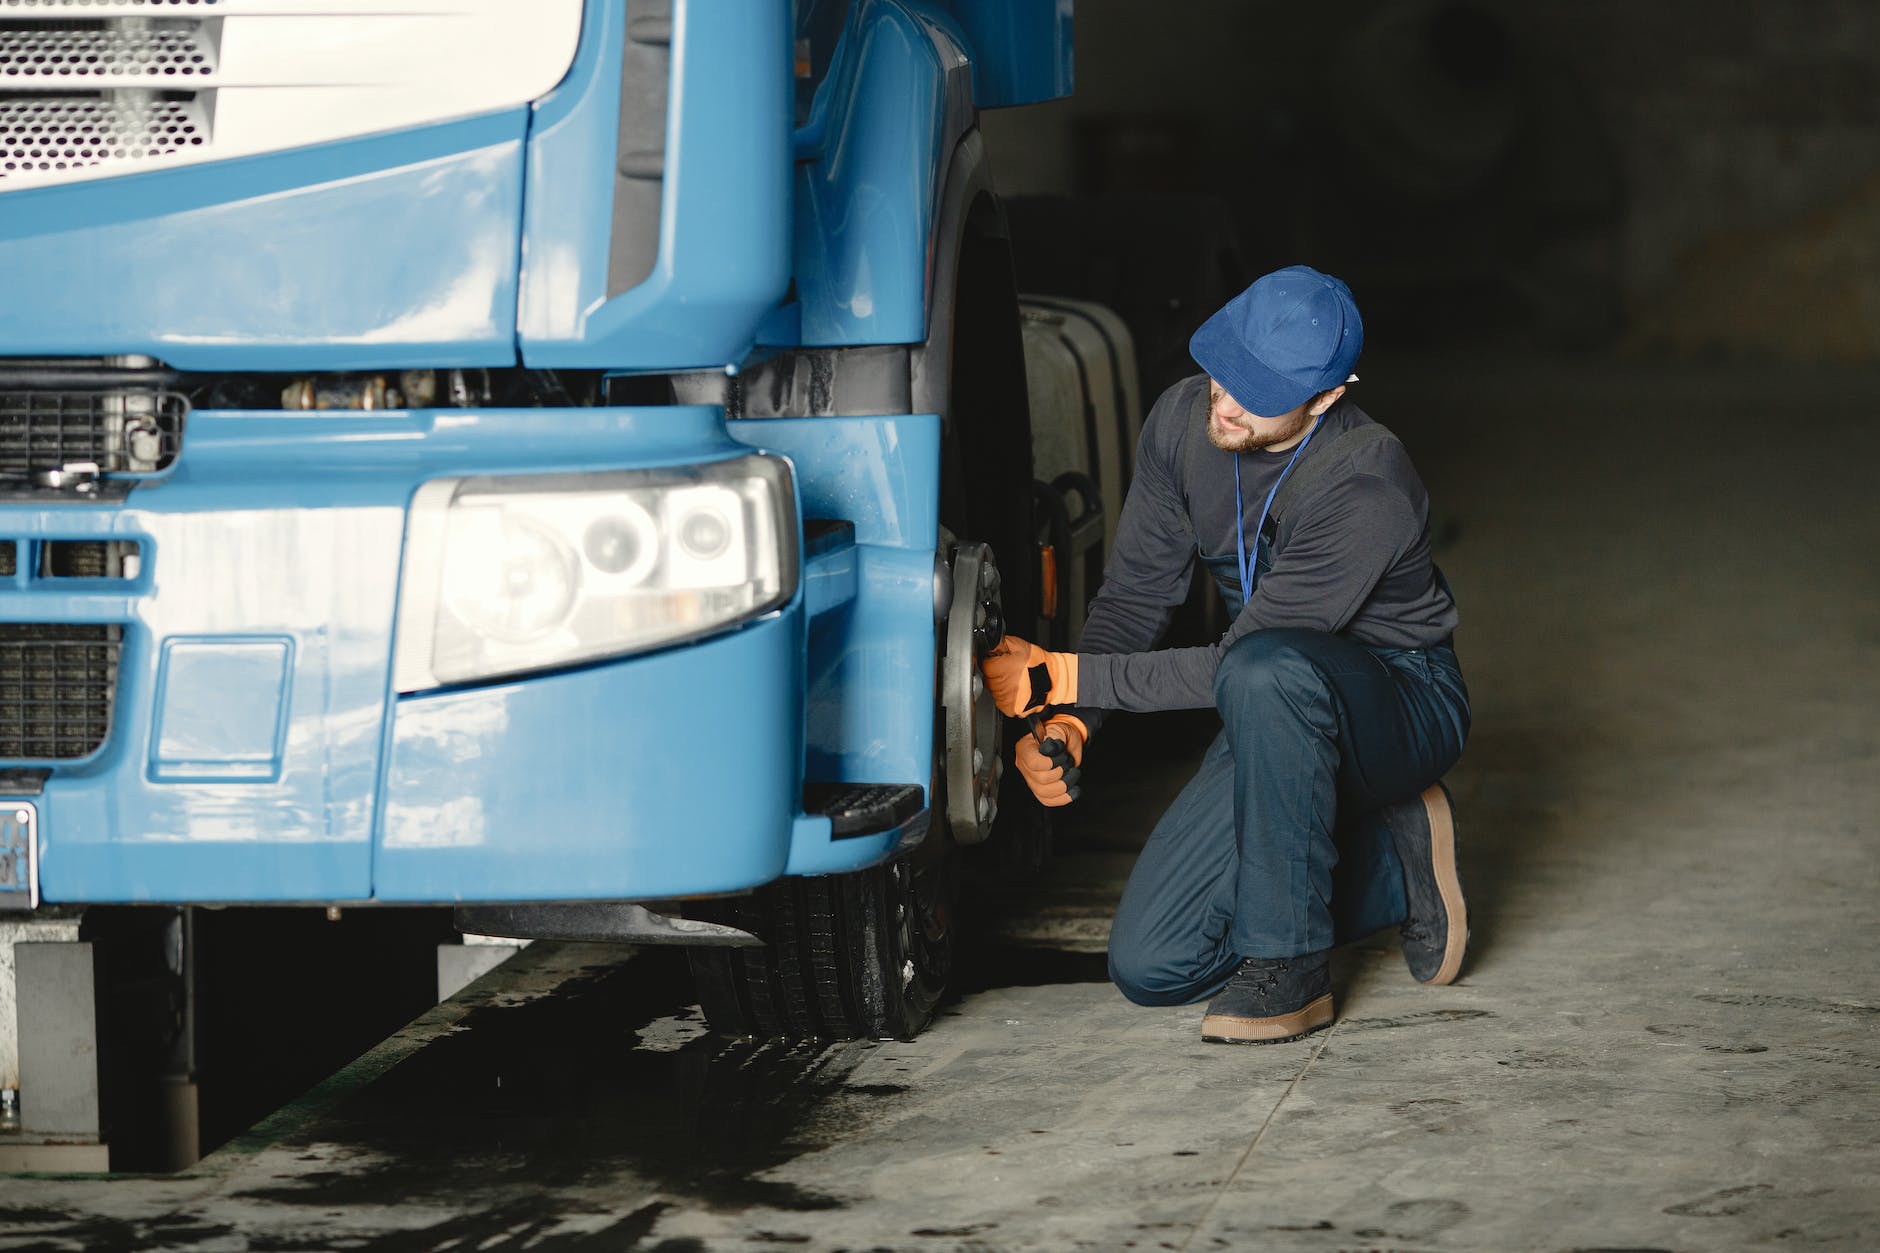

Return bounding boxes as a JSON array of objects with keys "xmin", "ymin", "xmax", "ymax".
[{"xmin": 1067, "ymin": 374, "xmax": 1458, "ymax": 725}]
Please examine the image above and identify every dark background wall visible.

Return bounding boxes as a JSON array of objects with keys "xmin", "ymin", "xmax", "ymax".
[{"xmin": 981, "ymin": 0, "xmax": 1880, "ymax": 364}]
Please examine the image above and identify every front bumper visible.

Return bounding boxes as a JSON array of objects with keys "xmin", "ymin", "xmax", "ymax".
[
  {"xmin": 375, "ymin": 610, "xmax": 802, "ymax": 902},
  {"xmin": 1, "ymin": 403, "xmax": 915, "ymax": 907}
]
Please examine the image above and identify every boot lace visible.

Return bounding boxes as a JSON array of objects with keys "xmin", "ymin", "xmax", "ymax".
[{"xmin": 1235, "ymin": 958, "xmax": 1291, "ymax": 993}]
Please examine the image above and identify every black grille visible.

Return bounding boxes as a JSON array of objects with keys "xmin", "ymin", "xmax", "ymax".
[
  {"xmin": 0, "ymin": 541, "xmax": 13, "ymax": 576},
  {"xmin": 0, "ymin": 623, "xmax": 121, "ymax": 760},
  {"xmin": 0, "ymin": 389, "xmax": 185, "ymax": 477}
]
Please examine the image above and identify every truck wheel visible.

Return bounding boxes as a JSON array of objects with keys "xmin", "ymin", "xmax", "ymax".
[
  {"xmin": 687, "ymin": 851, "xmax": 955, "ymax": 1041},
  {"xmin": 690, "ymin": 203, "xmax": 1031, "ymax": 1042},
  {"xmin": 688, "ymin": 529, "xmax": 995, "ymax": 1041}
]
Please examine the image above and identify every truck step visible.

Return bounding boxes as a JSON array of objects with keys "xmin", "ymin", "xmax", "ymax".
[{"xmin": 804, "ymin": 782, "xmax": 924, "ymax": 838}]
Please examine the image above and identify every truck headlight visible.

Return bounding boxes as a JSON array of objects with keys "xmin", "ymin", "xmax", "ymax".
[{"xmin": 394, "ymin": 456, "xmax": 798, "ymax": 692}]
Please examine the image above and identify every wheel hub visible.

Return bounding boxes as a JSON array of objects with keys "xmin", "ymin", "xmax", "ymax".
[{"xmin": 941, "ymin": 538, "xmax": 1003, "ymax": 844}]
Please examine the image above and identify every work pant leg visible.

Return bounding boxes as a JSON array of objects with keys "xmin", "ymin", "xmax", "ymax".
[
  {"xmin": 1106, "ymin": 730, "xmax": 1242, "ymax": 1006},
  {"xmin": 1220, "ymin": 627, "xmax": 1469, "ymax": 958},
  {"xmin": 1108, "ymin": 628, "xmax": 1468, "ymax": 1005}
]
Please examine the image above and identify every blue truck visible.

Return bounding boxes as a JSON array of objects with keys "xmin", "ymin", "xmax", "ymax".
[{"xmin": 0, "ymin": 0, "xmax": 1075, "ymax": 1047}]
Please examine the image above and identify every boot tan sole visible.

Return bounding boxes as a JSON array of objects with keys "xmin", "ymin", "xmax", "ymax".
[
  {"xmin": 1422, "ymin": 783, "xmax": 1468, "ymax": 986},
  {"xmin": 1201, "ymin": 993, "xmax": 1334, "ymax": 1045}
]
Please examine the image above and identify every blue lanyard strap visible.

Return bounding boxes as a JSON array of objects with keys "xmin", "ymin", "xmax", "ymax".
[{"xmin": 1234, "ymin": 416, "xmax": 1323, "ymax": 605}]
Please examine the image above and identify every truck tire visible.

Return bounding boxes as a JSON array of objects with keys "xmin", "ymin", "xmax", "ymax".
[{"xmin": 687, "ymin": 851, "xmax": 955, "ymax": 1041}]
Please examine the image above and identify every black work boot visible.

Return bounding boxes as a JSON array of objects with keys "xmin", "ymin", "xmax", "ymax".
[
  {"xmin": 1383, "ymin": 782, "xmax": 1468, "ymax": 985},
  {"xmin": 1200, "ymin": 950, "xmax": 1333, "ymax": 1044}
]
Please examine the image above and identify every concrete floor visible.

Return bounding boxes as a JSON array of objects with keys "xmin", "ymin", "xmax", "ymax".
[{"xmin": 2, "ymin": 358, "xmax": 1877, "ymax": 1251}]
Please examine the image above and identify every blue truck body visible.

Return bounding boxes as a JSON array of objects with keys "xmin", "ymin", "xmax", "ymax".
[{"xmin": 0, "ymin": 0, "xmax": 1073, "ymax": 910}]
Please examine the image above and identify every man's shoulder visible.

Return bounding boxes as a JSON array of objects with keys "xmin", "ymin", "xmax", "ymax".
[
  {"xmin": 1287, "ymin": 401, "xmax": 1426, "ymax": 514},
  {"xmin": 1325, "ymin": 402, "xmax": 1417, "ymax": 476},
  {"xmin": 1137, "ymin": 373, "xmax": 1210, "ymax": 474},
  {"xmin": 1145, "ymin": 373, "xmax": 1209, "ymax": 433}
]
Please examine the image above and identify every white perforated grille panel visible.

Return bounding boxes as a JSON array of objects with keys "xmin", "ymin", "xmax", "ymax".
[
  {"xmin": 0, "ymin": 23, "xmax": 216, "ymax": 80},
  {"xmin": 0, "ymin": 94, "xmax": 203, "ymax": 174},
  {"xmin": 1, "ymin": 2, "xmax": 220, "ymax": 8},
  {"xmin": 0, "ymin": 0, "xmax": 584, "ymax": 189}
]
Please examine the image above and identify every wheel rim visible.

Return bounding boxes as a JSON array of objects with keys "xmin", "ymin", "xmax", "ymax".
[{"xmin": 940, "ymin": 538, "xmax": 1004, "ymax": 845}]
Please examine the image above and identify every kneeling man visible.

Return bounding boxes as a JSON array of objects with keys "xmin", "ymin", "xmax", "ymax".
[{"xmin": 982, "ymin": 266, "xmax": 1471, "ymax": 1044}]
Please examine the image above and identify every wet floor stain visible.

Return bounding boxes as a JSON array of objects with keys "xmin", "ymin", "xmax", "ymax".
[
  {"xmin": 0, "ymin": 1209, "xmax": 239, "ymax": 1253},
  {"xmin": 1695, "ymin": 993, "xmax": 1877, "ymax": 1018},
  {"xmin": 1386, "ymin": 1096, "xmax": 1470, "ymax": 1134},
  {"xmin": 1662, "ymin": 1183, "xmax": 1777, "ymax": 1217},
  {"xmin": 1493, "ymin": 1049, "xmax": 1587, "ymax": 1070},
  {"xmin": 1377, "ymin": 1197, "xmax": 1472, "ymax": 1238},
  {"xmin": 320, "ymin": 1199, "xmax": 708, "ymax": 1253},
  {"xmin": 1338, "ymin": 1007, "xmax": 1494, "ymax": 1032},
  {"xmin": 1799, "ymin": 1046, "xmax": 1880, "ymax": 1071},
  {"xmin": 210, "ymin": 953, "xmax": 912, "ymax": 1233}
]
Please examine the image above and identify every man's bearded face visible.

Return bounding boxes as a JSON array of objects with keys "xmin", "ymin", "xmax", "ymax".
[{"xmin": 1207, "ymin": 381, "xmax": 1317, "ymax": 453}]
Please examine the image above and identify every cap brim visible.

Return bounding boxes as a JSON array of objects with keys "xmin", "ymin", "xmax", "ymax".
[{"xmin": 1189, "ymin": 311, "xmax": 1318, "ymax": 418}]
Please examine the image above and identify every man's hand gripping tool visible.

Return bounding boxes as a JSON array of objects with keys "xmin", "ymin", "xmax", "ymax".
[{"xmin": 975, "ymin": 613, "xmax": 1082, "ymax": 803}]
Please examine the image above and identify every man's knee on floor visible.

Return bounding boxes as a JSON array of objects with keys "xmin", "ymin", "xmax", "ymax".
[
  {"xmin": 1108, "ymin": 944, "xmax": 1210, "ymax": 1008},
  {"xmin": 1214, "ymin": 628, "xmax": 1334, "ymax": 714}
]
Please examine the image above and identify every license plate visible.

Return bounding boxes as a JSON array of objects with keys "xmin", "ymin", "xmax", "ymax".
[{"xmin": 1, "ymin": 801, "xmax": 38, "ymax": 909}]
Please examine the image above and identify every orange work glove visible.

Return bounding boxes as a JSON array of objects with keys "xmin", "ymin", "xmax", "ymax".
[
  {"xmin": 980, "ymin": 634, "xmax": 1077, "ymax": 717},
  {"xmin": 1015, "ymin": 715, "xmax": 1088, "ymax": 807}
]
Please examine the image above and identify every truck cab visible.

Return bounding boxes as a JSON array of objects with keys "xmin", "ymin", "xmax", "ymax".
[{"xmin": 0, "ymin": 0, "xmax": 1078, "ymax": 1076}]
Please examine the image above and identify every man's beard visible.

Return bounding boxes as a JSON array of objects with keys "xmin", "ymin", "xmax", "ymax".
[{"xmin": 1207, "ymin": 387, "xmax": 1314, "ymax": 452}]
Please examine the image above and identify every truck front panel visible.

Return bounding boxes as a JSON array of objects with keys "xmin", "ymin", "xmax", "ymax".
[
  {"xmin": 0, "ymin": 116, "xmax": 529, "ymax": 371},
  {"xmin": 517, "ymin": 0, "xmax": 793, "ymax": 370},
  {"xmin": 729, "ymin": 414, "xmax": 939, "ymax": 802},
  {"xmin": 375, "ymin": 609, "xmax": 801, "ymax": 902},
  {"xmin": 0, "ymin": 0, "xmax": 1078, "ymax": 911},
  {"xmin": 6, "ymin": 404, "xmax": 825, "ymax": 904}
]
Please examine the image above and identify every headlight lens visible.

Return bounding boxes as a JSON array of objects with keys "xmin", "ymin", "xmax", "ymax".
[
  {"xmin": 443, "ymin": 511, "xmax": 581, "ymax": 645},
  {"xmin": 394, "ymin": 455, "xmax": 798, "ymax": 692}
]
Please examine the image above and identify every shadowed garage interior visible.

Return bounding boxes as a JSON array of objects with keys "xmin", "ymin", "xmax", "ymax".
[{"xmin": 1, "ymin": 1, "xmax": 1876, "ymax": 1250}]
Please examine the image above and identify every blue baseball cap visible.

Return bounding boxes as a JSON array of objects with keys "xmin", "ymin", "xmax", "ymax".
[{"xmin": 1189, "ymin": 266, "xmax": 1364, "ymax": 418}]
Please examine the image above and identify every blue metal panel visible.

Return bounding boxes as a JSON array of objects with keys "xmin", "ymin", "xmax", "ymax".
[
  {"xmin": 943, "ymin": 0, "xmax": 1075, "ymax": 107},
  {"xmin": 150, "ymin": 638, "xmax": 294, "ymax": 782},
  {"xmin": 30, "ymin": 503, "xmax": 401, "ymax": 902},
  {"xmin": 8, "ymin": 404, "xmax": 772, "ymax": 904},
  {"xmin": 791, "ymin": 0, "xmax": 951, "ymax": 348},
  {"xmin": 519, "ymin": 0, "xmax": 793, "ymax": 369},
  {"xmin": 803, "ymin": 540, "xmax": 859, "ymax": 620},
  {"xmin": 730, "ymin": 414, "xmax": 939, "ymax": 860},
  {"xmin": 799, "ymin": 543, "xmax": 935, "ymax": 788},
  {"xmin": 374, "ymin": 610, "xmax": 802, "ymax": 902},
  {"xmin": 731, "ymin": 413, "xmax": 941, "ymax": 551},
  {"xmin": 0, "ymin": 115, "xmax": 528, "ymax": 372}
]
